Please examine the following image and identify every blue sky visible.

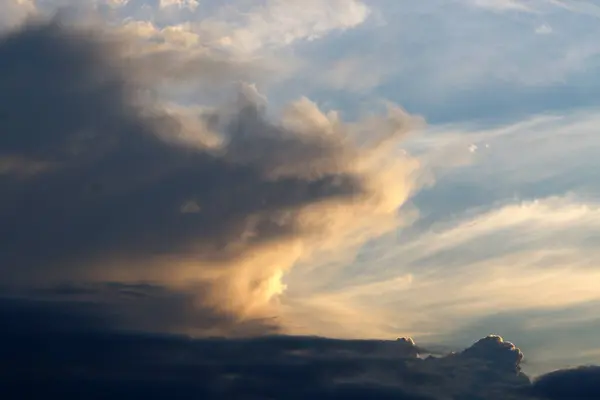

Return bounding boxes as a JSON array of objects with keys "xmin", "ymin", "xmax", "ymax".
[{"xmin": 3, "ymin": 0, "xmax": 600, "ymax": 375}]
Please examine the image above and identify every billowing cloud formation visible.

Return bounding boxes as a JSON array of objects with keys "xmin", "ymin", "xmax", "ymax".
[
  {"xmin": 457, "ymin": 335, "xmax": 524, "ymax": 372},
  {"xmin": 0, "ymin": 18, "xmax": 421, "ymax": 334}
]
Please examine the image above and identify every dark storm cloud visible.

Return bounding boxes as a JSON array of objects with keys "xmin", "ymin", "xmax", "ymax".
[
  {"xmin": 0, "ymin": 18, "xmax": 419, "ymax": 332},
  {"xmin": 1, "ymin": 282, "xmax": 279, "ymax": 336},
  {"xmin": 531, "ymin": 366, "xmax": 600, "ymax": 399},
  {"xmin": 0, "ymin": 295, "xmax": 533, "ymax": 400},
  {"xmin": 0, "ymin": 298, "xmax": 534, "ymax": 400},
  {"xmin": 0, "ymin": 20, "xmax": 354, "ymax": 276},
  {"xmin": 1, "ymin": 291, "xmax": 595, "ymax": 399}
]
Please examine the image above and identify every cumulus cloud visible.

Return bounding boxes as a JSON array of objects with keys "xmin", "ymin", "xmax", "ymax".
[
  {"xmin": 458, "ymin": 335, "xmax": 524, "ymax": 372},
  {"xmin": 0, "ymin": 18, "xmax": 422, "ymax": 334},
  {"xmin": 535, "ymin": 23, "xmax": 553, "ymax": 34}
]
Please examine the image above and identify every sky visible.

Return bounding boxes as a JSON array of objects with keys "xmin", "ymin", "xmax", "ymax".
[{"xmin": 1, "ymin": 0, "xmax": 600, "ymax": 380}]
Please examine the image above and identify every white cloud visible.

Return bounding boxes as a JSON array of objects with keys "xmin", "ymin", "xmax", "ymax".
[
  {"xmin": 159, "ymin": 0, "xmax": 199, "ymax": 10},
  {"xmin": 535, "ymin": 23, "xmax": 552, "ymax": 34},
  {"xmin": 0, "ymin": 0, "xmax": 37, "ymax": 30},
  {"xmin": 409, "ymin": 110, "xmax": 600, "ymax": 190},
  {"xmin": 319, "ymin": 56, "xmax": 389, "ymax": 91},
  {"xmin": 205, "ymin": 0, "xmax": 371, "ymax": 53},
  {"xmin": 471, "ymin": 0, "xmax": 533, "ymax": 12},
  {"xmin": 547, "ymin": 0, "xmax": 600, "ymax": 18},
  {"xmin": 105, "ymin": 0, "xmax": 128, "ymax": 6},
  {"xmin": 282, "ymin": 195, "xmax": 600, "ymax": 339},
  {"xmin": 280, "ymin": 109, "xmax": 600, "ymax": 352}
]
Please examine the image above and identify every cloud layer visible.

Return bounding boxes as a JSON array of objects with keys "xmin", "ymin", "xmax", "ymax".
[
  {"xmin": 1, "ymin": 291, "xmax": 597, "ymax": 399},
  {"xmin": 0, "ymin": 297, "xmax": 533, "ymax": 400}
]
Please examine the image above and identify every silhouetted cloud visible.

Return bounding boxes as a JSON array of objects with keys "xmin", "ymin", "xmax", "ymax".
[
  {"xmin": 458, "ymin": 335, "xmax": 524, "ymax": 373},
  {"xmin": 531, "ymin": 366, "xmax": 600, "ymax": 399},
  {"xmin": 1, "ymin": 295, "xmax": 579, "ymax": 400},
  {"xmin": 0, "ymin": 282, "xmax": 596, "ymax": 399},
  {"xmin": 0, "ymin": 283, "xmax": 279, "ymax": 336}
]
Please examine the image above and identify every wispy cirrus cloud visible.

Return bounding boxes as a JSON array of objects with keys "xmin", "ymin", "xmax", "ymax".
[
  {"xmin": 470, "ymin": 0, "xmax": 534, "ymax": 12},
  {"xmin": 278, "ymin": 110, "xmax": 600, "ymax": 373},
  {"xmin": 283, "ymin": 193, "xmax": 600, "ymax": 373},
  {"xmin": 200, "ymin": 0, "xmax": 371, "ymax": 53}
]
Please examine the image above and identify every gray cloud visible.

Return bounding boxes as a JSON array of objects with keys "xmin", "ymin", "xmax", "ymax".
[
  {"xmin": 0, "ymin": 298, "xmax": 544, "ymax": 400},
  {"xmin": 1, "ymin": 299, "xmax": 595, "ymax": 400},
  {"xmin": 531, "ymin": 366, "xmax": 600, "ymax": 399},
  {"xmin": 0, "ymin": 18, "xmax": 421, "ymax": 333},
  {"xmin": 0, "ymin": 283, "xmax": 279, "ymax": 336}
]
